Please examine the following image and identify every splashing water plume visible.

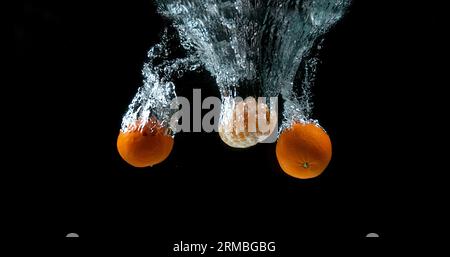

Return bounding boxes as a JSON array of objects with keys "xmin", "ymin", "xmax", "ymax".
[
  {"xmin": 122, "ymin": 0, "xmax": 349, "ymax": 133},
  {"xmin": 118, "ymin": 0, "xmax": 349, "ymax": 173}
]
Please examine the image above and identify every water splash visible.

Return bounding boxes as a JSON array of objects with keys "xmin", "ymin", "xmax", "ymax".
[
  {"xmin": 121, "ymin": 30, "xmax": 200, "ymax": 133},
  {"xmin": 121, "ymin": 0, "xmax": 350, "ymax": 134}
]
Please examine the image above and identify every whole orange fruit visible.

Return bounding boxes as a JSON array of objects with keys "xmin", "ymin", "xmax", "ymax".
[
  {"xmin": 117, "ymin": 119, "xmax": 174, "ymax": 167},
  {"xmin": 276, "ymin": 122, "xmax": 332, "ymax": 179}
]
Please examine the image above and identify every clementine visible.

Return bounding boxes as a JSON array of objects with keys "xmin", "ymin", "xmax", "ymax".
[
  {"xmin": 117, "ymin": 119, "xmax": 174, "ymax": 167},
  {"xmin": 276, "ymin": 122, "xmax": 332, "ymax": 179},
  {"xmin": 219, "ymin": 97, "xmax": 277, "ymax": 148}
]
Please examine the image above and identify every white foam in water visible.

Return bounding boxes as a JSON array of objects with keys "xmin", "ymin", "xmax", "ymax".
[
  {"xmin": 121, "ymin": 0, "xmax": 350, "ymax": 134},
  {"xmin": 121, "ymin": 30, "xmax": 200, "ymax": 133}
]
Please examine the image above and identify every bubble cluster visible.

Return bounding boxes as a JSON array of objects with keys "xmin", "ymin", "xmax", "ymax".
[{"xmin": 122, "ymin": 0, "xmax": 349, "ymax": 135}]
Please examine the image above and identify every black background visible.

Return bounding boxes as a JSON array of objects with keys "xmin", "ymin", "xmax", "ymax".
[{"xmin": 13, "ymin": 0, "xmax": 443, "ymax": 252}]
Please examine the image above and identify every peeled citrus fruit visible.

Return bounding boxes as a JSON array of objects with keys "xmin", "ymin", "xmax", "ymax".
[{"xmin": 219, "ymin": 97, "xmax": 276, "ymax": 148}]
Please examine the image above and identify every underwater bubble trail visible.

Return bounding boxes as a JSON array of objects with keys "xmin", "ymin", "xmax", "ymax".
[{"xmin": 122, "ymin": 0, "xmax": 350, "ymax": 133}]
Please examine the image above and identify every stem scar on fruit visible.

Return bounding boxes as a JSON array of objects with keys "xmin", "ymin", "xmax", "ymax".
[{"xmin": 276, "ymin": 121, "xmax": 332, "ymax": 179}]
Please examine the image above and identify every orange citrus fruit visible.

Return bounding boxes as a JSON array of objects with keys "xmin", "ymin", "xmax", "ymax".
[
  {"xmin": 276, "ymin": 122, "xmax": 332, "ymax": 179},
  {"xmin": 117, "ymin": 118, "xmax": 174, "ymax": 167},
  {"xmin": 219, "ymin": 97, "xmax": 277, "ymax": 148}
]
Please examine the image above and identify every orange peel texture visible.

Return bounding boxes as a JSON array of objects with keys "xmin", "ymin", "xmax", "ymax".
[
  {"xmin": 117, "ymin": 119, "xmax": 174, "ymax": 167},
  {"xmin": 276, "ymin": 122, "xmax": 332, "ymax": 179}
]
